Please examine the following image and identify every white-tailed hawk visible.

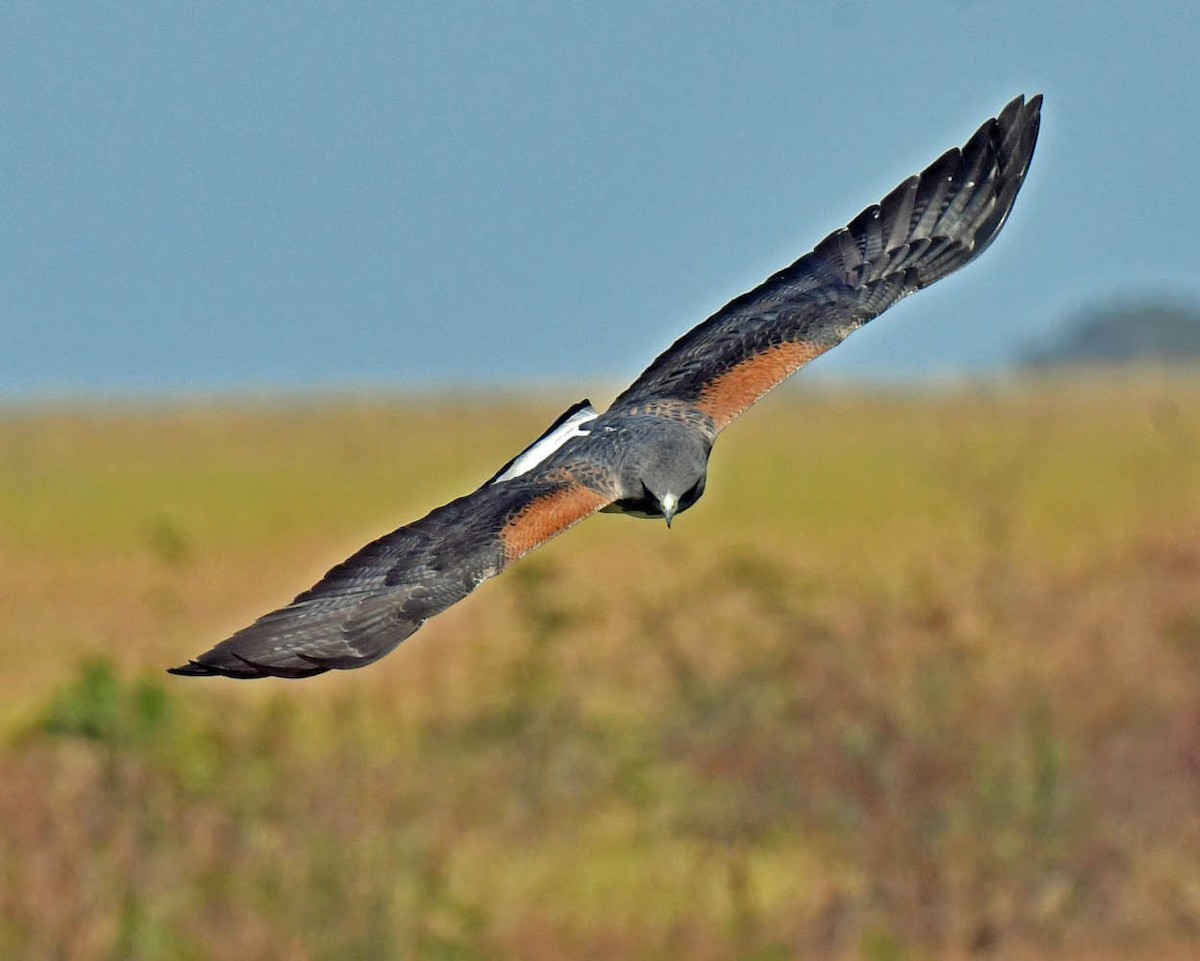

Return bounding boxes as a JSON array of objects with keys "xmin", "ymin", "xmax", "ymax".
[{"xmin": 172, "ymin": 94, "xmax": 1042, "ymax": 679}]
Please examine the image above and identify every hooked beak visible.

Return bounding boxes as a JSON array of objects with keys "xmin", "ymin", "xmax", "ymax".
[{"xmin": 660, "ymin": 492, "xmax": 678, "ymax": 529}]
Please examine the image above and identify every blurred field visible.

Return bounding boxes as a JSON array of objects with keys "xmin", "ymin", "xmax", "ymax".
[{"xmin": 2, "ymin": 377, "xmax": 1199, "ymax": 960}]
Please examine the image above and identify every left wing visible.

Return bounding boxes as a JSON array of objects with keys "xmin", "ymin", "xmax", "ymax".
[
  {"xmin": 612, "ymin": 94, "xmax": 1041, "ymax": 432},
  {"xmin": 170, "ymin": 460, "xmax": 616, "ymax": 678}
]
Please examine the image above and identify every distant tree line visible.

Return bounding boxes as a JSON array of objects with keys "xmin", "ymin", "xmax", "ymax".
[{"xmin": 1019, "ymin": 298, "xmax": 1200, "ymax": 368}]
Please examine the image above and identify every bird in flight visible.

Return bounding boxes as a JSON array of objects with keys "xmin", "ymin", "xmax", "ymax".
[{"xmin": 172, "ymin": 94, "xmax": 1042, "ymax": 679}]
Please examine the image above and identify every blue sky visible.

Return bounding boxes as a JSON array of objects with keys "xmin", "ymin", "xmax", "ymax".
[{"xmin": 2, "ymin": 2, "xmax": 1198, "ymax": 401}]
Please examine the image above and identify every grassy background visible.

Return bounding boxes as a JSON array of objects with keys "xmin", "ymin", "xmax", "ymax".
[{"xmin": 2, "ymin": 377, "xmax": 1199, "ymax": 960}]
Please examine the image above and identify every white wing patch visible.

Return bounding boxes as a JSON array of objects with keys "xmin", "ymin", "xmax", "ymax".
[{"xmin": 488, "ymin": 401, "xmax": 598, "ymax": 484}]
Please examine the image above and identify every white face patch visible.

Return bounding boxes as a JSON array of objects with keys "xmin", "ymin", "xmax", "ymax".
[{"xmin": 489, "ymin": 403, "xmax": 598, "ymax": 484}]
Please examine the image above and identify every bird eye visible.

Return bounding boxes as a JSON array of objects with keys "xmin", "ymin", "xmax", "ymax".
[{"xmin": 680, "ymin": 477, "xmax": 704, "ymax": 507}]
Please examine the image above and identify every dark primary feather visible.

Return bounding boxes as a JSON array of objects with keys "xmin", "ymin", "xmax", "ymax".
[{"xmin": 612, "ymin": 94, "xmax": 1041, "ymax": 416}]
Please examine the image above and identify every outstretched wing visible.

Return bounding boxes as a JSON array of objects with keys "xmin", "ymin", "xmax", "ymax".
[
  {"xmin": 170, "ymin": 459, "xmax": 617, "ymax": 679},
  {"xmin": 612, "ymin": 94, "xmax": 1041, "ymax": 431}
]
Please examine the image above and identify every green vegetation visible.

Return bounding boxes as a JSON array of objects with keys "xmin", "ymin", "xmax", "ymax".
[{"xmin": 2, "ymin": 379, "xmax": 1199, "ymax": 960}]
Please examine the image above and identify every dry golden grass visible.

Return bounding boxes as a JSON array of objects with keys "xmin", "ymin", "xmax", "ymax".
[{"xmin": 1, "ymin": 376, "xmax": 1199, "ymax": 960}]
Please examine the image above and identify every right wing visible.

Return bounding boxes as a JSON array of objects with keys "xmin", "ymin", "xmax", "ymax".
[
  {"xmin": 612, "ymin": 94, "xmax": 1042, "ymax": 432},
  {"xmin": 170, "ymin": 458, "xmax": 617, "ymax": 679}
]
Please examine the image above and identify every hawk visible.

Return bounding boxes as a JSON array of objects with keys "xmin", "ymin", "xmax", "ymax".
[{"xmin": 172, "ymin": 94, "xmax": 1042, "ymax": 679}]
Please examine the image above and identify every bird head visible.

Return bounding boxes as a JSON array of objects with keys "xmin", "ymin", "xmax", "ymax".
[{"xmin": 636, "ymin": 426, "xmax": 709, "ymax": 528}]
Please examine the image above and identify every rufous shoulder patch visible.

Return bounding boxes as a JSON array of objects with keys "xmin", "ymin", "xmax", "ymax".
[
  {"xmin": 696, "ymin": 340, "xmax": 825, "ymax": 430},
  {"xmin": 501, "ymin": 484, "xmax": 612, "ymax": 564}
]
